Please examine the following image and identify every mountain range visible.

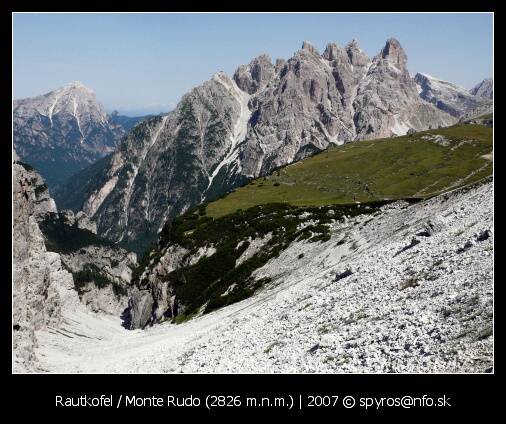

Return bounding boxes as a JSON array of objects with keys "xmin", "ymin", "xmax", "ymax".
[
  {"xmin": 43, "ymin": 38, "xmax": 491, "ymax": 252},
  {"xmin": 12, "ymin": 36, "xmax": 494, "ymax": 373}
]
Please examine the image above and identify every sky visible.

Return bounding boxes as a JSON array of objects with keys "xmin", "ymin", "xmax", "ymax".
[{"xmin": 13, "ymin": 13, "xmax": 493, "ymax": 116}]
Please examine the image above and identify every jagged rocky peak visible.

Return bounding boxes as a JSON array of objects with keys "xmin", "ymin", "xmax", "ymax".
[
  {"xmin": 233, "ymin": 54, "xmax": 275, "ymax": 94},
  {"xmin": 321, "ymin": 39, "xmax": 371, "ymax": 109},
  {"xmin": 15, "ymin": 80, "xmax": 97, "ymax": 120},
  {"xmin": 322, "ymin": 42, "xmax": 338, "ymax": 60},
  {"xmin": 62, "ymin": 70, "xmax": 252, "ymax": 250},
  {"xmin": 301, "ymin": 40, "xmax": 320, "ymax": 55},
  {"xmin": 275, "ymin": 58, "xmax": 287, "ymax": 72},
  {"xmin": 377, "ymin": 37, "xmax": 408, "ymax": 69},
  {"xmin": 345, "ymin": 39, "xmax": 370, "ymax": 67},
  {"xmin": 56, "ymin": 80, "xmax": 96, "ymax": 99},
  {"xmin": 321, "ymin": 39, "xmax": 371, "ymax": 68},
  {"xmin": 39, "ymin": 80, "xmax": 106, "ymax": 123},
  {"xmin": 470, "ymin": 78, "xmax": 493, "ymax": 99},
  {"xmin": 353, "ymin": 38, "xmax": 456, "ymax": 139},
  {"xmin": 235, "ymin": 39, "xmax": 355, "ymax": 180},
  {"xmin": 66, "ymin": 80, "xmax": 92, "ymax": 90}
]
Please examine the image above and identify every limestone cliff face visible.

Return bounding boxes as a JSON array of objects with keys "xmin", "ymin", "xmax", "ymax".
[
  {"xmin": 12, "ymin": 153, "xmax": 78, "ymax": 372},
  {"xmin": 55, "ymin": 74, "xmax": 249, "ymax": 251},
  {"xmin": 233, "ymin": 41, "xmax": 355, "ymax": 179},
  {"xmin": 37, "ymin": 207, "xmax": 138, "ymax": 316},
  {"xmin": 57, "ymin": 38, "xmax": 460, "ymax": 251},
  {"xmin": 13, "ymin": 150, "xmax": 139, "ymax": 371},
  {"xmin": 352, "ymin": 39, "xmax": 455, "ymax": 139},
  {"xmin": 58, "ymin": 242, "xmax": 137, "ymax": 316}
]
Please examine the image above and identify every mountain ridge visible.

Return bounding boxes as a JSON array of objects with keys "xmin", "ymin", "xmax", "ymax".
[{"xmin": 53, "ymin": 38, "xmax": 487, "ymax": 252}]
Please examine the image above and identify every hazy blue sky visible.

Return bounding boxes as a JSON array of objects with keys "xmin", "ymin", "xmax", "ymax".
[{"xmin": 13, "ymin": 13, "xmax": 493, "ymax": 116}]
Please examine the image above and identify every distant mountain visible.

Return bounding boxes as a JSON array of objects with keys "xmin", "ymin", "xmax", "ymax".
[
  {"xmin": 414, "ymin": 73, "xmax": 492, "ymax": 118},
  {"xmin": 470, "ymin": 78, "xmax": 493, "ymax": 99},
  {"xmin": 13, "ymin": 82, "xmax": 143, "ymax": 187},
  {"xmin": 56, "ymin": 38, "xmax": 464, "ymax": 251},
  {"xmin": 108, "ymin": 110, "xmax": 154, "ymax": 132}
]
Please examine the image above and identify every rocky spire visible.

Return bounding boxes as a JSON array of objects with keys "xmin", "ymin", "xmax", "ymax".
[
  {"xmin": 275, "ymin": 58, "xmax": 286, "ymax": 73},
  {"xmin": 345, "ymin": 39, "xmax": 370, "ymax": 67},
  {"xmin": 233, "ymin": 54, "xmax": 274, "ymax": 94},
  {"xmin": 348, "ymin": 38, "xmax": 360, "ymax": 48},
  {"xmin": 378, "ymin": 38, "xmax": 407, "ymax": 68},
  {"xmin": 322, "ymin": 43, "xmax": 340, "ymax": 61},
  {"xmin": 301, "ymin": 40, "xmax": 319, "ymax": 55}
]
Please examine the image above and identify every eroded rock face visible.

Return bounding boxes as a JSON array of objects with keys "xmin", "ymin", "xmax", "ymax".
[
  {"xmin": 353, "ymin": 39, "xmax": 455, "ymax": 139},
  {"xmin": 56, "ymin": 73, "xmax": 249, "ymax": 251},
  {"xmin": 14, "ymin": 147, "xmax": 137, "ymax": 329},
  {"xmin": 35, "ymin": 205, "xmax": 138, "ymax": 316},
  {"xmin": 236, "ymin": 42, "xmax": 354, "ymax": 178},
  {"xmin": 323, "ymin": 40, "xmax": 370, "ymax": 110},
  {"xmin": 128, "ymin": 288, "xmax": 155, "ymax": 330},
  {"xmin": 58, "ymin": 38, "xmax": 462, "ymax": 250},
  {"xmin": 59, "ymin": 245, "xmax": 137, "ymax": 316},
  {"xmin": 12, "ymin": 153, "xmax": 78, "ymax": 372},
  {"xmin": 59, "ymin": 209, "xmax": 98, "ymax": 233},
  {"xmin": 127, "ymin": 243, "xmax": 220, "ymax": 328},
  {"xmin": 233, "ymin": 54, "xmax": 275, "ymax": 95}
]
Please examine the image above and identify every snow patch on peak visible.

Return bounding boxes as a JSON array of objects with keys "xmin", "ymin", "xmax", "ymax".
[
  {"xmin": 73, "ymin": 98, "xmax": 84, "ymax": 142},
  {"xmin": 47, "ymin": 94, "xmax": 61, "ymax": 127},
  {"xmin": 415, "ymin": 73, "xmax": 469, "ymax": 95}
]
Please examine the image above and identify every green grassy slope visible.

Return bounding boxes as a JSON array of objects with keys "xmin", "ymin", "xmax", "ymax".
[{"xmin": 207, "ymin": 125, "xmax": 492, "ymax": 218}]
